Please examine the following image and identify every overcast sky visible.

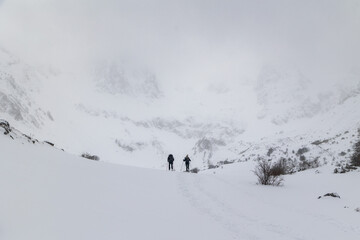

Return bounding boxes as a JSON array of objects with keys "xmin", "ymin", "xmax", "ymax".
[{"xmin": 0, "ymin": 0, "xmax": 359, "ymax": 89}]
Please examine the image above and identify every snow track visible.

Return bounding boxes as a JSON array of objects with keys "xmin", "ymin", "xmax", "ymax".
[
  {"xmin": 177, "ymin": 173, "xmax": 304, "ymax": 240},
  {"xmin": 178, "ymin": 174, "xmax": 259, "ymax": 240}
]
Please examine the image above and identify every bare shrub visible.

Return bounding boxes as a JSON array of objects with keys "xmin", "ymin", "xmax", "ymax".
[
  {"xmin": 190, "ymin": 168, "xmax": 200, "ymax": 173},
  {"xmin": 253, "ymin": 158, "xmax": 284, "ymax": 186},
  {"xmin": 270, "ymin": 159, "xmax": 287, "ymax": 176}
]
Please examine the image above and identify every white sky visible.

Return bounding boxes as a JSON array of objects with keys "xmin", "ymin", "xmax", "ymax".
[{"xmin": 0, "ymin": 0, "xmax": 359, "ymax": 91}]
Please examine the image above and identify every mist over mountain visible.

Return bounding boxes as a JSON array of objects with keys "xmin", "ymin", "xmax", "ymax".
[{"xmin": 0, "ymin": 0, "xmax": 360, "ymax": 170}]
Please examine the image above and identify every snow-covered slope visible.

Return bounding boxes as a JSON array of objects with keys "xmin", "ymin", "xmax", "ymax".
[{"xmin": 1, "ymin": 126, "xmax": 360, "ymax": 240}]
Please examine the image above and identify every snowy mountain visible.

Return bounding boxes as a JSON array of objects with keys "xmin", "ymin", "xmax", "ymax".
[
  {"xmin": 0, "ymin": 48, "xmax": 53, "ymax": 131},
  {"xmin": 255, "ymin": 65, "xmax": 360, "ymax": 125},
  {"xmin": 95, "ymin": 61, "xmax": 162, "ymax": 99},
  {"xmin": 1, "ymin": 1, "xmax": 360, "ymax": 239},
  {"xmin": 1, "ymin": 47, "xmax": 360, "ymax": 172}
]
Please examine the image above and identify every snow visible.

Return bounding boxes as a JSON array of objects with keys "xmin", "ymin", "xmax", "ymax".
[
  {"xmin": 0, "ymin": 2, "xmax": 359, "ymax": 239},
  {"xmin": 1, "ymin": 46, "xmax": 360, "ymax": 171},
  {"xmin": 1, "ymin": 132, "xmax": 359, "ymax": 240}
]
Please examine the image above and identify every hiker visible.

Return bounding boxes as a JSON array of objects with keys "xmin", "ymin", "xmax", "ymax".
[
  {"xmin": 167, "ymin": 154, "xmax": 174, "ymax": 171},
  {"xmin": 183, "ymin": 155, "xmax": 191, "ymax": 172}
]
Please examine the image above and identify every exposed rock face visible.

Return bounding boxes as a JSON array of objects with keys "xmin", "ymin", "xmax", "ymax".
[
  {"xmin": 0, "ymin": 119, "xmax": 11, "ymax": 135},
  {"xmin": 0, "ymin": 49, "xmax": 53, "ymax": 129},
  {"xmin": 0, "ymin": 119, "xmax": 68, "ymax": 155}
]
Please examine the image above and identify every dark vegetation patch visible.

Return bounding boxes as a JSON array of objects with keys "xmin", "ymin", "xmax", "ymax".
[
  {"xmin": 351, "ymin": 133, "xmax": 360, "ymax": 167},
  {"xmin": 334, "ymin": 164, "xmax": 357, "ymax": 174},
  {"xmin": 267, "ymin": 148, "xmax": 275, "ymax": 157},
  {"xmin": 190, "ymin": 168, "xmax": 200, "ymax": 173},
  {"xmin": 208, "ymin": 164, "xmax": 218, "ymax": 169},
  {"xmin": 318, "ymin": 193, "xmax": 340, "ymax": 199},
  {"xmin": 0, "ymin": 119, "xmax": 11, "ymax": 135},
  {"xmin": 81, "ymin": 153, "xmax": 100, "ymax": 161},
  {"xmin": 218, "ymin": 159, "xmax": 235, "ymax": 165},
  {"xmin": 296, "ymin": 147, "xmax": 309, "ymax": 156},
  {"xmin": 339, "ymin": 151, "xmax": 347, "ymax": 156},
  {"xmin": 311, "ymin": 139, "xmax": 330, "ymax": 145},
  {"xmin": 44, "ymin": 141, "xmax": 54, "ymax": 147},
  {"xmin": 298, "ymin": 156, "xmax": 320, "ymax": 172}
]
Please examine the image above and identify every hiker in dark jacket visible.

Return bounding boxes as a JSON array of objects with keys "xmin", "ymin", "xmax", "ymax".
[
  {"xmin": 167, "ymin": 154, "xmax": 175, "ymax": 171},
  {"xmin": 183, "ymin": 155, "xmax": 191, "ymax": 172}
]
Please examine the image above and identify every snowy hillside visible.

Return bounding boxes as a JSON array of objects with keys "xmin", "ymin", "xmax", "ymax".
[
  {"xmin": 255, "ymin": 65, "xmax": 360, "ymax": 125},
  {"xmin": 1, "ymin": 123, "xmax": 360, "ymax": 240},
  {"xmin": 1, "ymin": 46, "xmax": 360, "ymax": 171}
]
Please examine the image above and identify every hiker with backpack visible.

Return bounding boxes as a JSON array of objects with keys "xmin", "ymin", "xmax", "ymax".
[
  {"xmin": 183, "ymin": 154, "xmax": 191, "ymax": 172},
  {"xmin": 167, "ymin": 154, "xmax": 175, "ymax": 171}
]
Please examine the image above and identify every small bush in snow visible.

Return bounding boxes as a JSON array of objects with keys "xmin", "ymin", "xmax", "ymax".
[
  {"xmin": 334, "ymin": 164, "xmax": 357, "ymax": 174},
  {"xmin": 339, "ymin": 151, "xmax": 347, "ymax": 156},
  {"xmin": 81, "ymin": 153, "xmax": 100, "ymax": 161},
  {"xmin": 190, "ymin": 168, "xmax": 200, "ymax": 173},
  {"xmin": 253, "ymin": 158, "xmax": 284, "ymax": 186},
  {"xmin": 270, "ymin": 159, "xmax": 287, "ymax": 176},
  {"xmin": 208, "ymin": 164, "xmax": 218, "ymax": 169}
]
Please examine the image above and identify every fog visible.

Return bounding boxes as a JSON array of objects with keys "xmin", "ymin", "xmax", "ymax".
[
  {"xmin": 1, "ymin": 0, "xmax": 360, "ymax": 160},
  {"xmin": 0, "ymin": 0, "xmax": 359, "ymax": 91}
]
